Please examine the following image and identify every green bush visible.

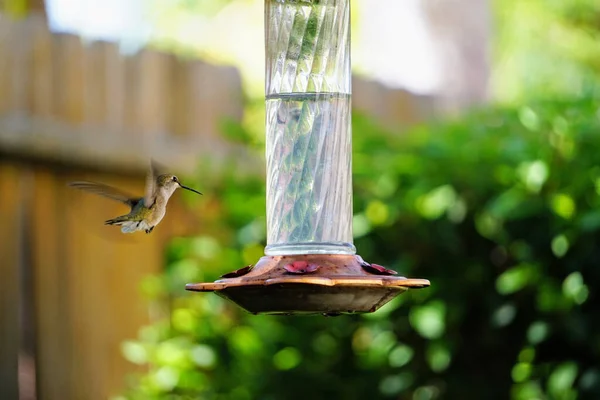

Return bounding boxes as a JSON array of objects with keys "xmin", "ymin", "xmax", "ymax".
[{"xmin": 119, "ymin": 94, "xmax": 600, "ymax": 400}]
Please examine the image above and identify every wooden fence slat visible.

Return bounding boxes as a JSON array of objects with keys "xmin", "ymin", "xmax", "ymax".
[
  {"xmin": 168, "ymin": 56, "xmax": 191, "ymax": 137},
  {"xmin": 136, "ymin": 50, "xmax": 170, "ymax": 136},
  {"xmin": 6, "ymin": 17, "xmax": 33, "ymax": 114},
  {"xmin": 187, "ymin": 61, "xmax": 243, "ymax": 141},
  {"xmin": 29, "ymin": 14, "xmax": 54, "ymax": 117},
  {"xmin": 122, "ymin": 54, "xmax": 138, "ymax": 136},
  {"xmin": 0, "ymin": 17, "xmax": 13, "ymax": 116},
  {"xmin": 122, "ymin": 49, "xmax": 171, "ymax": 137},
  {"xmin": 31, "ymin": 168, "xmax": 73, "ymax": 400},
  {"xmin": 104, "ymin": 42, "xmax": 126, "ymax": 132},
  {"xmin": 0, "ymin": 163, "xmax": 22, "ymax": 400},
  {"xmin": 188, "ymin": 61, "xmax": 215, "ymax": 138},
  {"xmin": 53, "ymin": 34, "xmax": 85, "ymax": 123},
  {"xmin": 83, "ymin": 41, "xmax": 109, "ymax": 127}
]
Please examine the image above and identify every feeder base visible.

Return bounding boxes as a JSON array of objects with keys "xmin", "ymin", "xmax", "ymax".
[{"xmin": 186, "ymin": 254, "xmax": 429, "ymax": 315}]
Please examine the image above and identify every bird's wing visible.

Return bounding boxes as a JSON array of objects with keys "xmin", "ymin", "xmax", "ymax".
[
  {"xmin": 144, "ymin": 159, "xmax": 164, "ymax": 208},
  {"xmin": 69, "ymin": 181, "xmax": 140, "ymax": 207}
]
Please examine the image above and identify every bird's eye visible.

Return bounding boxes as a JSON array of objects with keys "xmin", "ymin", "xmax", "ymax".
[{"xmin": 172, "ymin": 176, "xmax": 177, "ymax": 182}]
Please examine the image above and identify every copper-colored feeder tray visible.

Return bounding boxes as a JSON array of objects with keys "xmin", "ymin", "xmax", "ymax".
[{"xmin": 186, "ymin": 254, "xmax": 430, "ymax": 315}]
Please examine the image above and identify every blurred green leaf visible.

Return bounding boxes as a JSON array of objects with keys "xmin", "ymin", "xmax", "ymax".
[
  {"xmin": 551, "ymin": 234, "xmax": 569, "ymax": 257},
  {"xmin": 492, "ymin": 303, "xmax": 517, "ymax": 327},
  {"xmin": 511, "ymin": 362, "xmax": 532, "ymax": 383},
  {"xmin": 416, "ymin": 185, "xmax": 457, "ymax": 220},
  {"xmin": 551, "ymin": 194, "xmax": 577, "ymax": 219},
  {"xmin": 426, "ymin": 342, "xmax": 451, "ymax": 373},
  {"xmin": 496, "ymin": 264, "xmax": 538, "ymax": 295},
  {"xmin": 548, "ymin": 362, "xmax": 578, "ymax": 399},
  {"xmin": 388, "ymin": 343, "xmax": 414, "ymax": 368},
  {"xmin": 409, "ymin": 301, "xmax": 446, "ymax": 340},
  {"xmin": 273, "ymin": 347, "xmax": 302, "ymax": 370},
  {"xmin": 562, "ymin": 272, "xmax": 589, "ymax": 305},
  {"xmin": 527, "ymin": 321, "xmax": 549, "ymax": 345},
  {"xmin": 190, "ymin": 344, "xmax": 217, "ymax": 368},
  {"xmin": 121, "ymin": 341, "xmax": 148, "ymax": 365},
  {"xmin": 379, "ymin": 373, "xmax": 414, "ymax": 396}
]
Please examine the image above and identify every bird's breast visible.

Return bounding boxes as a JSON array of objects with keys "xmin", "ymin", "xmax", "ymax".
[{"xmin": 146, "ymin": 204, "xmax": 167, "ymax": 225}]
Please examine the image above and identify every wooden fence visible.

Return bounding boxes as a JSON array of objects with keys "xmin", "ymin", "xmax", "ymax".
[
  {"xmin": 0, "ymin": 13, "xmax": 247, "ymax": 400},
  {"xmin": 0, "ymin": 14, "xmax": 249, "ymax": 174},
  {"xmin": 0, "ymin": 13, "xmax": 437, "ymax": 400}
]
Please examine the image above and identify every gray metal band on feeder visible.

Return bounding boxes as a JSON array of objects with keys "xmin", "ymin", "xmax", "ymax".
[{"xmin": 186, "ymin": 0, "xmax": 430, "ymax": 314}]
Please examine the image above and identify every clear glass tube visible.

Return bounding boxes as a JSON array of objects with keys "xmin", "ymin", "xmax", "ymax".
[{"xmin": 264, "ymin": 0, "xmax": 354, "ymax": 256}]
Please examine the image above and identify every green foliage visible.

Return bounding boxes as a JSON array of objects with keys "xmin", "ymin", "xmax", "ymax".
[
  {"xmin": 493, "ymin": 0, "xmax": 600, "ymax": 103},
  {"xmin": 119, "ymin": 94, "xmax": 600, "ymax": 399}
]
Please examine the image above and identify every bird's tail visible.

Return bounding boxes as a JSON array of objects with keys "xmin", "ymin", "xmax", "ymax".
[
  {"xmin": 105, "ymin": 216, "xmax": 129, "ymax": 225},
  {"xmin": 105, "ymin": 216, "xmax": 150, "ymax": 234}
]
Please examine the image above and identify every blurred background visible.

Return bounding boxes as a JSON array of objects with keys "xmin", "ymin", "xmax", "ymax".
[{"xmin": 1, "ymin": 0, "xmax": 599, "ymax": 399}]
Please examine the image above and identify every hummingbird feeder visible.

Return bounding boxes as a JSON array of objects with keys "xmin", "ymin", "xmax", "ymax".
[{"xmin": 186, "ymin": 0, "xmax": 429, "ymax": 314}]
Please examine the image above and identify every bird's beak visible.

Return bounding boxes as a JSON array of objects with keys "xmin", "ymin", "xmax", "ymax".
[{"xmin": 179, "ymin": 183, "xmax": 203, "ymax": 195}]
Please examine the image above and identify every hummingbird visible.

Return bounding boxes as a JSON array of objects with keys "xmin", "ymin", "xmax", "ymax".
[{"xmin": 69, "ymin": 161, "xmax": 202, "ymax": 234}]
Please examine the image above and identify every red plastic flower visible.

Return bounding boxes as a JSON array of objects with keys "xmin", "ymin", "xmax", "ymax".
[
  {"xmin": 283, "ymin": 261, "xmax": 320, "ymax": 274},
  {"xmin": 361, "ymin": 262, "xmax": 398, "ymax": 276}
]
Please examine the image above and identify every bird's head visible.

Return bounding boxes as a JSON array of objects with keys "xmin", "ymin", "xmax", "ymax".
[{"xmin": 157, "ymin": 174, "xmax": 203, "ymax": 196}]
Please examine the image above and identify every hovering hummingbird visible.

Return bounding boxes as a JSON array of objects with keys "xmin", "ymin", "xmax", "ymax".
[{"xmin": 69, "ymin": 161, "xmax": 202, "ymax": 234}]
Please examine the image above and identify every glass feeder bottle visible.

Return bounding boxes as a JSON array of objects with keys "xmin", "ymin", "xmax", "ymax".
[{"xmin": 264, "ymin": 0, "xmax": 354, "ymax": 256}]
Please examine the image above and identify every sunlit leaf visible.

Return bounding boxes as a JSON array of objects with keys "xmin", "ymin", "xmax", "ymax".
[
  {"xmin": 517, "ymin": 160, "xmax": 548, "ymax": 193},
  {"xmin": 229, "ymin": 326, "xmax": 263, "ymax": 356},
  {"xmin": 527, "ymin": 321, "xmax": 549, "ymax": 344},
  {"xmin": 172, "ymin": 308, "xmax": 197, "ymax": 333},
  {"xmin": 519, "ymin": 107, "xmax": 540, "ymax": 131},
  {"xmin": 191, "ymin": 345, "xmax": 217, "ymax": 368},
  {"xmin": 426, "ymin": 342, "xmax": 451, "ymax": 373},
  {"xmin": 492, "ymin": 303, "xmax": 517, "ymax": 327},
  {"xmin": 353, "ymin": 213, "xmax": 372, "ymax": 238},
  {"xmin": 496, "ymin": 264, "xmax": 538, "ymax": 295},
  {"xmin": 121, "ymin": 341, "xmax": 148, "ymax": 365},
  {"xmin": 562, "ymin": 272, "xmax": 589, "ymax": 304},
  {"xmin": 416, "ymin": 185, "xmax": 457, "ymax": 220},
  {"xmin": 475, "ymin": 212, "xmax": 503, "ymax": 239},
  {"xmin": 156, "ymin": 340, "xmax": 190, "ymax": 367},
  {"xmin": 511, "ymin": 381, "xmax": 544, "ymax": 400},
  {"xmin": 518, "ymin": 347, "xmax": 535, "ymax": 364},
  {"xmin": 273, "ymin": 347, "xmax": 301, "ymax": 370},
  {"xmin": 379, "ymin": 373, "xmax": 414, "ymax": 396},
  {"xmin": 409, "ymin": 301, "xmax": 446, "ymax": 340},
  {"xmin": 548, "ymin": 362, "xmax": 578, "ymax": 398},
  {"xmin": 366, "ymin": 200, "xmax": 390, "ymax": 225},
  {"xmin": 551, "ymin": 235, "xmax": 569, "ymax": 258},
  {"xmin": 152, "ymin": 366, "xmax": 180, "ymax": 392},
  {"xmin": 389, "ymin": 343, "xmax": 414, "ymax": 368},
  {"xmin": 191, "ymin": 236, "xmax": 222, "ymax": 259},
  {"xmin": 551, "ymin": 194, "xmax": 576, "ymax": 219},
  {"xmin": 511, "ymin": 362, "xmax": 532, "ymax": 383}
]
